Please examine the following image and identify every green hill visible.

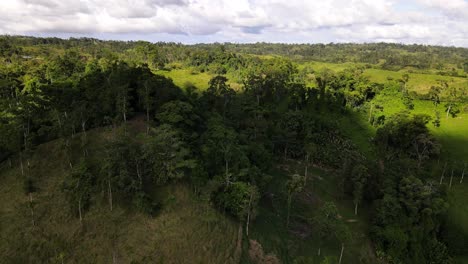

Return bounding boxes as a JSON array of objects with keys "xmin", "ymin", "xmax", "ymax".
[{"xmin": 1, "ymin": 36, "xmax": 467, "ymax": 264}]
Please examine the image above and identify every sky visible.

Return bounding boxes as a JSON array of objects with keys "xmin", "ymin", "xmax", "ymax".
[{"xmin": 1, "ymin": 0, "xmax": 467, "ymax": 47}]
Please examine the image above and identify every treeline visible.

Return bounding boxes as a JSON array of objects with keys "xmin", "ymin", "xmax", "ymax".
[
  {"xmin": 2, "ymin": 35, "xmax": 468, "ymax": 73},
  {"xmin": 219, "ymin": 42, "xmax": 468, "ymax": 70}
]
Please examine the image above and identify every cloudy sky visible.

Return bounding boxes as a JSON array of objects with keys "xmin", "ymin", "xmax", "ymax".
[{"xmin": 1, "ymin": 0, "xmax": 467, "ymax": 47}]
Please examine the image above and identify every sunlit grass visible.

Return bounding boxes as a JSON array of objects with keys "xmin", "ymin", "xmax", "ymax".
[
  {"xmin": 298, "ymin": 60, "xmax": 468, "ymax": 96},
  {"xmin": 155, "ymin": 68, "xmax": 214, "ymax": 90}
]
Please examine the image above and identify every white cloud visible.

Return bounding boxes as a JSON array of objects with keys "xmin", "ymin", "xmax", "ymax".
[{"xmin": 0, "ymin": 0, "xmax": 467, "ymax": 46}]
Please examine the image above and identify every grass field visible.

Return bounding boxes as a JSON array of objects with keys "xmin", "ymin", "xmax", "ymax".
[
  {"xmin": 299, "ymin": 60, "xmax": 468, "ymax": 95},
  {"xmin": 155, "ymin": 68, "xmax": 214, "ymax": 90},
  {"xmin": 365, "ymin": 68, "xmax": 468, "ymax": 95},
  {"xmin": 155, "ymin": 68, "xmax": 243, "ymax": 91}
]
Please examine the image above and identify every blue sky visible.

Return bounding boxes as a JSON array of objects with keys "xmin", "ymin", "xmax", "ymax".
[{"xmin": 1, "ymin": 0, "xmax": 467, "ymax": 47}]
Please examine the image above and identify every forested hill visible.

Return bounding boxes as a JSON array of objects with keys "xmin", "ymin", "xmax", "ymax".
[
  {"xmin": 2, "ymin": 35, "xmax": 468, "ymax": 73},
  {"xmin": 200, "ymin": 42, "xmax": 468, "ymax": 68},
  {"xmin": 0, "ymin": 35, "xmax": 467, "ymax": 263}
]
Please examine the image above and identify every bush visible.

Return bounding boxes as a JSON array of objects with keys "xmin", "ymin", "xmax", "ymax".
[{"xmin": 213, "ymin": 181, "xmax": 252, "ymax": 219}]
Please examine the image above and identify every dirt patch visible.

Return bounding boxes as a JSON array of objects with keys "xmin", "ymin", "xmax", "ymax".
[
  {"xmin": 297, "ymin": 191, "xmax": 321, "ymax": 207},
  {"xmin": 289, "ymin": 220, "xmax": 312, "ymax": 239},
  {"xmin": 128, "ymin": 113, "xmax": 147, "ymax": 133},
  {"xmin": 248, "ymin": 239, "xmax": 281, "ymax": 264}
]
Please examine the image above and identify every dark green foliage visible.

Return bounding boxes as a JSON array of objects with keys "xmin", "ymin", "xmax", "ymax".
[
  {"xmin": 201, "ymin": 115, "xmax": 246, "ymax": 183},
  {"xmin": 142, "ymin": 124, "xmax": 196, "ymax": 184},
  {"xmin": 100, "ymin": 131, "xmax": 158, "ymax": 213},
  {"xmin": 375, "ymin": 112, "xmax": 440, "ymax": 163},
  {"xmin": 351, "ymin": 164, "xmax": 369, "ymax": 215},
  {"xmin": 156, "ymin": 100, "xmax": 200, "ymax": 137},
  {"xmin": 313, "ymin": 202, "xmax": 350, "ymax": 245},
  {"xmin": 62, "ymin": 158, "xmax": 95, "ymax": 217},
  {"xmin": 213, "ymin": 181, "xmax": 257, "ymax": 220},
  {"xmin": 372, "ymin": 176, "xmax": 449, "ymax": 263}
]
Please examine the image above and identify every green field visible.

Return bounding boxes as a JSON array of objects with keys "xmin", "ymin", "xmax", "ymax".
[
  {"xmin": 155, "ymin": 68, "xmax": 214, "ymax": 90},
  {"xmin": 298, "ymin": 61, "xmax": 468, "ymax": 95},
  {"xmin": 155, "ymin": 68, "xmax": 243, "ymax": 91},
  {"xmin": 365, "ymin": 68, "xmax": 468, "ymax": 94}
]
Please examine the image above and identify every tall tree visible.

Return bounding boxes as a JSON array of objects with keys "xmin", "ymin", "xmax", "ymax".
[
  {"xmin": 351, "ymin": 164, "xmax": 369, "ymax": 215},
  {"xmin": 63, "ymin": 158, "xmax": 95, "ymax": 223},
  {"xmin": 286, "ymin": 173, "xmax": 305, "ymax": 228},
  {"xmin": 142, "ymin": 124, "xmax": 196, "ymax": 184}
]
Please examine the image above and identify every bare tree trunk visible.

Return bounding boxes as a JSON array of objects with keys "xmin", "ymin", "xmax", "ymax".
[
  {"xmin": 286, "ymin": 195, "xmax": 291, "ymax": 228},
  {"xmin": 246, "ymin": 190, "xmax": 254, "ymax": 237},
  {"xmin": 81, "ymin": 120, "xmax": 86, "ymax": 137},
  {"xmin": 56, "ymin": 111, "xmax": 62, "ymax": 130},
  {"xmin": 112, "ymin": 249, "xmax": 117, "ymax": 264},
  {"xmin": 461, "ymin": 164, "xmax": 466, "ymax": 184},
  {"xmin": 440, "ymin": 162, "xmax": 447, "ymax": 185},
  {"xmin": 29, "ymin": 192, "xmax": 35, "ymax": 226},
  {"xmin": 108, "ymin": 179, "xmax": 113, "ymax": 211},
  {"xmin": 20, "ymin": 153, "xmax": 24, "ymax": 176},
  {"xmin": 225, "ymin": 158, "xmax": 229, "ymax": 185},
  {"xmin": 78, "ymin": 198, "xmax": 83, "ymax": 223},
  {"xmin": 318, "ymin": 245, "xmax": 321, "ymax": 256},
  {"xmin": 446, "ymin": 105, "xmax": 451, "ymax": 118},
  {"xmin": 123, "ymin": 96, "xmax": 127, "ymax": 123},
  {"xmin": 146, "ymin": 107, "xmax": 150, "ymax": 135},
  {"xmin": 339, "ymin": 243, "xmax": 344, "ymax": 264},
  {"xmin": 145, "ymin": 82, "xmax": 150, "ymax": 135},
  {"xmin": 135, "ymin": 159, "xmax": 142, "ymax": 187},
  {"xmin": 304, "ymin": 154, "xmax": 309, "ymax": 187},
  {"xmin": 354, "ymin": 202, "xmax": 358, "ymax": 215},
  {"xmin": 449, "ymin": 167, "xmax": 454, "ymax": 189}
]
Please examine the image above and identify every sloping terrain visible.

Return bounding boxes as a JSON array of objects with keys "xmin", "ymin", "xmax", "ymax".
[{"xmin": 0, "ymin": 127, "xmax": 240, "ymax": 264}]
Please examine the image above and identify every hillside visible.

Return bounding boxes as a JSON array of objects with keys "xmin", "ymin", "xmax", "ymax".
[
  {"xmin": 0, "ymin": 120, "xmax": 375, "ymax": 263},
  {"xmin": 0, "ymin": 125, "xmax": 241, "ymax": 263},
  {"xmin": 1, "ymin": 36, "xmax": 467, "ymax": 264}
]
